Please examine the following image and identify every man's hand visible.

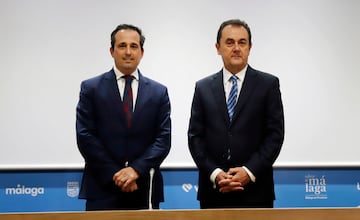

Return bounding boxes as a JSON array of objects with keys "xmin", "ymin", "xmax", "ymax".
[
  {"xmin": 113, "ymin": 167, "xmax": 140, "ymax": 192},
  {"xmin": 215, "ymin": 170, "xmax": 233, "ymax": 187},
  {"xmin": 217, "ymin": 167, "xmax": 250, "ymax": 193},
  {"xmin": 227, "ymin": 167, "xmax": 251, "ymax": 186}
]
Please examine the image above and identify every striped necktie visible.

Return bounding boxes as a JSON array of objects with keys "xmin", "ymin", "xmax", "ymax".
[{"xmin": 227, "ymin": 75, "xmax": 238, "ymax": 121}]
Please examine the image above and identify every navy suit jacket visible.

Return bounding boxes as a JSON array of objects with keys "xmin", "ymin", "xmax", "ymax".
[
  {"xmin": 76, "ymin": 69, "xmax": 171, "ymax": 204},
  {"xmin": 188, "ymin": 65, "xmax": 284, "ymax": 205}
]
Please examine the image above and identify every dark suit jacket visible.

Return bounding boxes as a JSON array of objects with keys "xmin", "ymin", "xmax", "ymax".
[
  {"xmin": 76, "ymin": 69, "xmax": 171, "ymax": 205},
  {"xmin": 188, "ymin": 65, "xmax": 284, "ymax": 207}
]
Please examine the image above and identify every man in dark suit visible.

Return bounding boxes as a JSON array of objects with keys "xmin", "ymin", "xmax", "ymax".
[
  {"xmin": 76, "ymin": 24, "xmax": 171, "ymax": 210},
  {"xmin": 188, "ymin": 19, "xmax": 284, "ymax": 208}
]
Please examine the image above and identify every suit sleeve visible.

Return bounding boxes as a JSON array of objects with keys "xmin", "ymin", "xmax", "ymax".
[
  {"xmin": 188, "ymin": 83, "xmax": 218, "ymax": 177},
  {"xmin": 76, "ymin": 80, "xmax": 120, "ymax": 186},
  {"xmin": 130, "ymin": 87, "xmax": 171, "ymax": 176},
  {"xmin": 245, "ymin": 77, "xmax": 284, "ymax": 176}
]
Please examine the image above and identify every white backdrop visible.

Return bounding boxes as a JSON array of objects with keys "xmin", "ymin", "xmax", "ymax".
[{"xmin": 1, "ymin": 0, "xmax": 359, "ymax": 169}]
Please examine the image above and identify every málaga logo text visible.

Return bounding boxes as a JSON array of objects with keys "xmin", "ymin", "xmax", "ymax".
[
  {"xmin": 5, "ymin": 184, "xmax": 44, "ymax": 197},
  {"xmin": 305, "ymin": 175, "xmax": 327, "ymax": 200}
]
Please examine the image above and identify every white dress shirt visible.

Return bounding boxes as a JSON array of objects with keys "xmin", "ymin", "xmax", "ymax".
[{"xmin": 113, "ymin": 66, "xmax": 139, "ymax": 111}]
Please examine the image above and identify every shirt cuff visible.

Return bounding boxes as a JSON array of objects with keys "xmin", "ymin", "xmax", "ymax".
[
  {"xmin": 242, "ymin": 166, "xmax": 256, "ymax": 182},
  {"xmin": 210, "ymin": 168, "xmax": 223, "ymax": 189}
]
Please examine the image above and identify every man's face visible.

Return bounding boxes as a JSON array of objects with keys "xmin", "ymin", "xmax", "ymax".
[
  {"xmin": 216, "ymin": 25, "xmax": 251, "ymax": 74},
  {"xmin": 110, "ymin": 29, "xmax": 144, "ymax": 75}
]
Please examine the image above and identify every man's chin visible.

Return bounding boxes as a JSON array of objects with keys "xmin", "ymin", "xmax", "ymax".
[
  {"xmin": 230, "ymin": 58, "xmax": 243, "ymax": 63},
  {"xmin": 119, "ymin": 66, "xmax": 136, "ymax": 74},
  {"xmin": 123, "ymin": 64, "xmax": 135, "ymax": 69}
]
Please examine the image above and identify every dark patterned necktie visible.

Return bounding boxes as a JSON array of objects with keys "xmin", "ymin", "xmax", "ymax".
[{"xmin": 122, "ymin": 75, "xmax": 134, "ymax": 128}]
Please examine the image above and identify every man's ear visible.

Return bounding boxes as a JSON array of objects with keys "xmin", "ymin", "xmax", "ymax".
[
  {"xmin": 215, "ymin": 43, "xmax": 220, "ymax": 55},
  {"xmin": 110, "ymin": 47, "xmax": 114, "ymax": 57}
]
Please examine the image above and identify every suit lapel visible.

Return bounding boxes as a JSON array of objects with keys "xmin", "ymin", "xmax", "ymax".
[
  {"xmin": 131, "ymin": 71, "xmax": 149, "ymax": 127},
  {"xmin": 210, "ymin": 70, "xmax": 230, "ymax": 125},
  {"xmin": 103, "ymin": 69, "xmax": 127, "ymax": 122},
  {"xmin": 231, "ymin": 66, "xmax": 258, "ymax": 123}
]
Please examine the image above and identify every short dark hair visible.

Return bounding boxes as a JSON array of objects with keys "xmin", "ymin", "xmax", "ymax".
[
  {"xmin": 110, "ymin": 24, "xmax": 145, "ymax": 50},
  {"xmin": 216, "ymin": 19, "xmax": 252, "ymax": 46}
]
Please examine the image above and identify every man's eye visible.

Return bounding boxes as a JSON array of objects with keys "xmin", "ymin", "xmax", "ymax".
[
  {"xmin": 239, "ymin": 40, "xmax": 248, "ymax": 45},
  {"xmin": 226, "ymin": 41, "xmax": 234, "ymax": 46}
]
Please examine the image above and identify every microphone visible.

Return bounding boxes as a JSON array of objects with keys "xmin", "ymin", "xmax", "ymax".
[{"xmin": 148, "ymin": 168, "xmax": 155, "ymax": 210}]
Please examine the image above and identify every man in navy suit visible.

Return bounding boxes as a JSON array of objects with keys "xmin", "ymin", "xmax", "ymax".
[
  {"xmin": 188, "ymin": 19, "xmax": 284, "ymax": 208},
  {"xmin": 76, "ymin": 24, "xmax": 171, "ymax": 210}
]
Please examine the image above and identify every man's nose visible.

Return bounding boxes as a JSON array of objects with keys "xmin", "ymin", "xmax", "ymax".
[{"xmin": 125, "ymin": 46, "xmax": 131, "ymax": 54}]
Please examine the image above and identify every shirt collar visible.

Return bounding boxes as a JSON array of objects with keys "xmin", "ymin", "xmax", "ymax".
[
  {"xmin": 223, "ymin": 65, "xmax": 247, "ymax": 83},
  {"xmin": 113, "ymin": 65, "xmax": 139, "ymax": 81}
]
